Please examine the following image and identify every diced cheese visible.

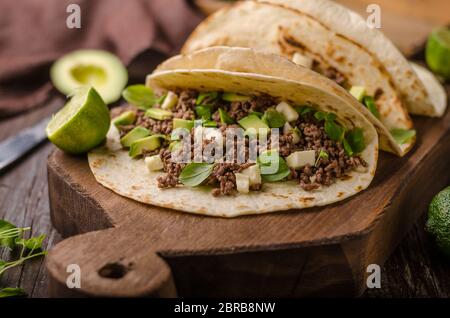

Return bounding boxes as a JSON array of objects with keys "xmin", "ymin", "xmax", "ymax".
[
  {"xmin": 145, "ymin": 155, "xmax": 164, "ymax": 172},
  {"xmin": 292, "ymin": 52, "xmax": 314, "ymax": 69},
  {"xmin": 276, "ymin": 101, "xmax": 299, "ymax": 122},
  {"xmin": 241, "ymin": 165, "xmax": 261, "ymax": 186},
  {"xmin": 286, "ymin": 150, "xmax": 316, "ymax": 169},
  {"xmin": 235, "ymin": 173, "xmax": 250, "ymax": 194},
  {"xmin": 349, "ymin": 86, "xmax": 367, "ymax": 102},
  {"xmin": 161, "ymin": 91, "xmax": 178, "ymax": 110}
]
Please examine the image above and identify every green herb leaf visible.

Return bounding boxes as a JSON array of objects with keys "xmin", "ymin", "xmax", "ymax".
[
  {"xmin": 346, "ymin": 128, "xmax": 366, "ymax": 155},
  {"xmin": 315, "ymin": 150, "xmax": 329, "ymax": 167},
  {"xmin": 325, "ymin": 120, "xmax": 345, "ymax": 142},
  {"xmin": 122, "ymin": 85, "xmax": 157, "ymax": 109},
  {"xmin": 179, "ymin": 163, "xmax": 215, "ymax": 187},
  {"xmin": 363, "ymin": 96, "xmax": 380, "ymax": 119},
  {"xmin": 391, "ymin": 129, "xmax": 416, "ymax": 144},
  {"xmin": 295, "ymin": 106, "xmax": 314, "ymax": 116},
  {"xmin": 0, "ymin": 288, "xmax": 26, "ymax": 298},
  {"xmin": 157, "ymin": 93, "xmax": 167, "ymax": 105},
  {"xmin": 218, "ymin": 108, "xmax": 235, "ymax": 124},
  {"xmin": 195, "ymin": 105, "xmax": 214, "ymax": 120},
  {"xmin": 196, "ymin": 92, "xmax": 218, "ymax": 105},
  {"xmin": 15, "ymin": 234, "xmax": 45, "ymax": 251},
  {"xmin": 314, "ymin": 111, "xmax": 327, "ymax": 121},
  {"xmin": 262, "ymin": 109, "xmax": 286, "ymax": 128},
  {"xmin": 257, "ymin": 151, "xmax": 291, "ymax": 182},
  {"xmin": 0, "ymin": 220, "xmax": 18, "ymax": 249}
]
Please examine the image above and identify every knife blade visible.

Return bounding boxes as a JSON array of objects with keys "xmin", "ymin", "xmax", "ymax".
[{"xmin": 0, "ymin": 116, "xmax": 50, "ymax": 173}]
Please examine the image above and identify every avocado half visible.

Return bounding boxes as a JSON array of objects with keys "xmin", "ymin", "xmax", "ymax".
[{"xmin": 50, "ymin": 49, "xmax": 128, "ymax": 104}]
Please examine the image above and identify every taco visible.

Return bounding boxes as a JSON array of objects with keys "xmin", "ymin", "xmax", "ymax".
[
  {"xmin": 182, "ymin": 0, "xmax": 446, "ymax": 156},
  {"xmin": 88, "ymin": 47, "xmax": 378, "ymax": 217}
]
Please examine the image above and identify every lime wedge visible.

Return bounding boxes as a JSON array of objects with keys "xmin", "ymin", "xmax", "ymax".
[
  {"xmin": 426, "ymin": 28, "xmax": 450, "ymax": 80},
  {"xmin": 46, "ymin": 87, "xmax": 110, "ymax": 154}
]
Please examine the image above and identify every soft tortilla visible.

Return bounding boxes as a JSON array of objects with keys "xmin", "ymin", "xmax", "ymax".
[
  {"xmin": 88, "ymin": 48, "xmax": 378, "ymax": 217},
  {"xmin": 182, "ymin": 0, "xmax": 444, "ymax": 155}
]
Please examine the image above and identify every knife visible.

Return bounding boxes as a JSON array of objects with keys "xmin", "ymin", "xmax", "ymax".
[{"xmin": 0, "ymin": 116, "xmax": 50, "ymax": 173}]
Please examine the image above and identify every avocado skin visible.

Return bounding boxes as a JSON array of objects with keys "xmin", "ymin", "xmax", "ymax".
[{"xmin": 426, "ymin": 186, "xmax": 450, "ymax": 258}]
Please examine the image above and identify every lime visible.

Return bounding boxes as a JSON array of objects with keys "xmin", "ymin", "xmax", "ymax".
[
  {"xmin": 50, "ymin": 50, "xmax": 128, "ymax": 104},
  {"xmin": 46, "ymin": 87, "xmax": 110, "ymax": 154},
  {"xmin": 426, "ymin": 28, "xmax": 450, "ymax": 80},
  {"xmin": 426, "ymin": 186, "xmax": 450, "ymax": 258}
]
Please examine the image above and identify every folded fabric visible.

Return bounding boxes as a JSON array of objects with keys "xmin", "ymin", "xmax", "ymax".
[{"xmin": 0, "ymin": 0, "xmax": 202, "ymax": 117}]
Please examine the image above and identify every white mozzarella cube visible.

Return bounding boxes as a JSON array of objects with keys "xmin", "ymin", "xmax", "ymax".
[
  {"xmin": 292, "ymin": 52, "xmax": 314, "ymax": 69},
  {"xmin": 276, "ymin": 101, "xmax": 299, "ymax": 122},
  {"xmin": 286, "ymin": 150, "xmax": 316, "ymax": 170},
  {"xmin": 145, "ymin": 155, "xmax": 164, "ymax": 172},
  {"xmin": 235, "ymin": 173, "xmax": 250, "ymax": 194},
  {"xmin": 161, "ymin": 91, "xmax": 178, "ymax": 110},
  {"xmin": 241, "ymin": 165, "xmax": 261, "ymax": 186}
]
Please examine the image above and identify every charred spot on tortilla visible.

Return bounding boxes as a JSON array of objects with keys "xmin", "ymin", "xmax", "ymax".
[{"xmin": 337, "ymin": 192, "xmax": 345, "ymax": 198}]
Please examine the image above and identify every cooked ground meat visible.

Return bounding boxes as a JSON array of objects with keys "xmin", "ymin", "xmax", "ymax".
[{"xmin": 116, "ymin": 89, "xmax": 366, "ymax": 196}]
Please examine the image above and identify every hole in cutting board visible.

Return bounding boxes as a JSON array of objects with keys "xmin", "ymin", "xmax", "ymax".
[{"xmin": 98, "ymin": 262, "xmax": 128, "ymax": 279}]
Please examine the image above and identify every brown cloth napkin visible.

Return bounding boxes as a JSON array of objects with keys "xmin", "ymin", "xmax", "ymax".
[{"xmin": 0, "ymin": 0, "xmax": 202, "ymax": 118}]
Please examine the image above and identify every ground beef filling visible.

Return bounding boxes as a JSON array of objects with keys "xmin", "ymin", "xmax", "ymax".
[{"xmin": 115, "ymin": 90, "xmax": 366, "ymax": 196}]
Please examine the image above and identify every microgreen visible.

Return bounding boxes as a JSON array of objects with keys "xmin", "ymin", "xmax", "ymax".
[{"xmin": 315, "ymin": 150, "xmax": 329, "ymax": 167}]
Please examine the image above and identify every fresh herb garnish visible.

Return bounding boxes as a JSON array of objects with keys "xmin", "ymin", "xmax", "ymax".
[
  {"xmin": 315, "ymin": 111, "xmax": 345, "ymax": 142},
  {"xmin": 195, "ymin": 105, "xmax": 214, "ymax": 120},
  {"xmin": 122, "ymin": 85, "xmax": 157, "ymax": 109},
  {"xmin": 391, "ymin": 129, "xmax": 416, "ymax": 144},
  {"xmin": 196, "ymin": 92, "xmax": 218, "ymax": 105},
  {"xmin": 257, "ymin": 150, "xmax": 291, "ymax": 182},
  {"xmin": 363, "ymin": 96, "xmax": 380, "ymax": 119},
  {"xmin": 342, "ymin": 129, "xmax": 366, "ymax": 156},
  {"xmin": 315, "ymin": 150, "xmax": 329, "ymax": 167},
  {"xmin": 262, "ymin": 109, "xmax": 286, "ymax": 128},
  {"xmin": 179, "ymin": 163, "xmax": 215, "ymax": 187},
  {"xmin": 295, "ymin": 106, "xmax": 314, "ymax": 116},
  {"xmin": 218, "ymin": 108, "xmax": 235, "ymax": 124},
  {"xmin": 0, "ymin": 220, "xmax": 47, "ymax": 298},
  {"xmin": 0, "ymin": 287, "xmax": 26, "ymax": 298}
]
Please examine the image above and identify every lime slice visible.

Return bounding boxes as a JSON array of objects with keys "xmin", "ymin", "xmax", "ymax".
[
  {"xmin": 50, "ymin": 50, "xmax": 128, "ymax": 103},
  {"xmin": 426, "ymin": 28, "xmax": 450, "ymax": 80},
  {"xmin": 46, "ymin": 87, "xmax": 110, "ymax": 154}
]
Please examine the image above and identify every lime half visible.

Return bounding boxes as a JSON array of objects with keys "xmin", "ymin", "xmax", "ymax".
[
  {"xmin": 426, "ymin": 28, "xmax": 450, "ymax": 80},
  {"xmin": 46, "ymin": 87, "xmax": 110, "ymax": 154},
  {"xmin": 50, "ymin": 50, "xmax": 128, "ymax": 104}
]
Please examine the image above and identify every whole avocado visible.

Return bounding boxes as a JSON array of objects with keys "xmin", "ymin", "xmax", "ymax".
[{"xmin": 426, "ymin": 186, "xmax": 450, "ymax": 258}]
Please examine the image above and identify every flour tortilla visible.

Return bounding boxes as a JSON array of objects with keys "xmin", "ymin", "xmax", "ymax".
[
  {"xmin": 182, "ymin": 0, "xmax": 444, "ymax": 155},
  {"xmin": 88, "ymin": 48, "xmax": 378, "ymax": 217}
]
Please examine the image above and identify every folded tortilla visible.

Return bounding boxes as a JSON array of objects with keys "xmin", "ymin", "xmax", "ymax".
[
  {"xmin": 88, "ymin": 47, "xmax": 378, "ymax": 217},
  {"xmin": 182, "ymin": 0, "xmax": 446, "ymax": 156}
]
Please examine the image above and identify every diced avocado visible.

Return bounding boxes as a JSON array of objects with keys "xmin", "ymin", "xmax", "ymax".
[
  {"xmin": 262, "ymin": 109, "xmax": 286, "ymax": 128},
  {"xmin": 145, "ymin": 108, "xmax": 172, "ymax": 120},
  {"xmin": 241, "ymin": 165, "xmax": 261, "ymax": 186},
  {"xmin": 238, "ymin": 115, "xmax": 269, "ymax": 133},
  {"xmin": 292, "ymin": 52, "xmax": 313, "ymax": 69},
  {"xmin": 286, "ymin": 150, "xmax": 316, "ymax": 170},
  {"xmin": 235, "ymin": 173, "xmax": 250, "ymax": 194},
  {"xmin": 145, "ymin": 155, "xmax": 164, "ymax": 171},
  {"xmin": 113, "ymin": 110, "xmax": 136, "ymax": 127},
  {"xmin": 161, "ymin": 91, "xmax": 178, "ymax": 110},
  {"xmin": 173, "ymin": 118, "xmax": 194, "ymax": 130},
  {"xmin": 349, "ymin": 86, "xmax": 367, "ymax": 102},
  {"xmin": 275, "ymin": 102, "xmax": 299, "ymax": 122},
  {"xmin": 120, "ymin": 126, "xmax": 149, "ymax": 147},
  {"xmin": 363, "ymin": 96, "xmax": 380, "ymax": 118},
  {"xmin": 222, "ymin": 92, "xmax": 250, "ymax": 102},
  {"xmin": 129, "ymin": 135, "xmax": 162, "ymax": 158}
]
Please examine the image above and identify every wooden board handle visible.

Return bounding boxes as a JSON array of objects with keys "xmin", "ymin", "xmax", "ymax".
[{"xmin": 46, "ymin": 225, "xmax": 177, "ymax": 297}]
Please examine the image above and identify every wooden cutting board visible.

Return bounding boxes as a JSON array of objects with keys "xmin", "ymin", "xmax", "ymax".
[{"xmin": 45, "ymin": 84, "xmax": 450, "ymax": 297}]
